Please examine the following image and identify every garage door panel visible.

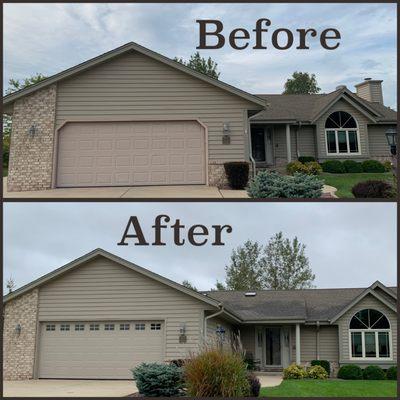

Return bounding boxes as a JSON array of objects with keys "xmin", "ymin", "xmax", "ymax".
[
  {"xmin": 57, "ymin": 121, "xmax": 205, "ymax": 187},
  {"xmin": 39, "ymin": 321, "xmax": 163, "ymax": 379}
]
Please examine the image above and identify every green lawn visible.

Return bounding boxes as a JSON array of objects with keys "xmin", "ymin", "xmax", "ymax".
[
  {"xmin": 3, "ymin": 166, "xmax": 8, "ymax": 177},
  {"xmin": 321, "ymin": 172, "xmax": 393, "ymax": 198},
  {"xmin": 260, "ymin": 380, "xmax": 397, "ymax": 397}
]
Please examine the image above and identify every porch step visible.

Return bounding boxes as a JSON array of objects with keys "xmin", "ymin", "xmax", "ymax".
[{"xmin": 259, "ymin": 367, "xmax": 284, "ymax": 373}]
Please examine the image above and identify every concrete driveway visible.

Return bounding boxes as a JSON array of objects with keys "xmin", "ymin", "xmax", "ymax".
[
  {"xmin": 3, "ymin": 178, "xmax": 248, "ymax": 199},
  {"xmin": 3, "ymin": 379, "xmax": 138, "ymax": 397}
]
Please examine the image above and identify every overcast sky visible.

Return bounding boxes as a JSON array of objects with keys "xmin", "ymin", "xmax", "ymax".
[
  {"xmin": 3, "ymin": 202, "xmax": 396, "ymax": 293},
  {"xmin": 3, "ymin": 3, "xmax": 397, "ymax": 108}
]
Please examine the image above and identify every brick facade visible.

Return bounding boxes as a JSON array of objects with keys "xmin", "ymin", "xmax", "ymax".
[
  {"xmin": 7, "ymin": 85, "xmax": 57, "ymax": 192},
  {"xmin": 3, "ymin": 289, "xmax": 39, "ymax": 380}
]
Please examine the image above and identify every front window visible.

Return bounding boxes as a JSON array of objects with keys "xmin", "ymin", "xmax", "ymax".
[
  {"xmin": 325, "ymin": 111, "xmax": 360, "ymax": 155},
  {"xmin": 349, "ymin": 309, "xmax": 391, "ymax": 359}
]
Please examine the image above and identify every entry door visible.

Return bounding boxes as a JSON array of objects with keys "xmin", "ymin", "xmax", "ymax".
[
  {"xmin": 265, "ymin": 327, "xmax": 281, "ymax": 366},
  {"xmin": 251, "ymin": 127, "xmax": 266, "ymax": 162},
  {"xmin": 281, "ymin": 327, "xmax": 291, "ymax": 368}
]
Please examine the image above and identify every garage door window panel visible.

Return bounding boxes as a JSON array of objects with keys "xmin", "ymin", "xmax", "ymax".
[
  {"xmin": 104, "ymin": 324, "xmax": 115, "ymax": 331},
  {"xmin": 60, "ymin": 324, "xmax": 70, "ymax": 331}
]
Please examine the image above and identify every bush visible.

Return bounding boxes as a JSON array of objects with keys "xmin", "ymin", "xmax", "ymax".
[
  {"xmin": 386, "ymin": 366, "xmax": 397, "ymax": 380},
  {"xmin": 287, "ymin": 161, "xmax": 322, "ymax": 175},
  {"xmin": 132, "ymin": 362, "xmax": 184, "ymax": 396},
  {"xmin": 298, "ymin": 156, "xmax": 316, "ymax": 163},
  {"xmin": 247, "ymin": 171, "xmax": 323, "ymax": 198},
  {"xmin": 352, "ymin": 180, "xmax": 395, "ymax": 198},
  {"xmin": 246, "ymin": 372, "xmax": 261, "ymax": 397},
  {"xmin": 361, "ymin": 159, "xmax": 386, "ymax": 173},
  {"xmin": 383, "ymin": 160, "xmax": 393, "ymax": 172},
  {"xmin": 184, "ymin": 347, "xmax": 250, "ymax": 397},
  {"xmin": 321, "ymin": 160, "xmax": 346, "ymax": 173},
  {"xmin": 337, "ymin": 364, "xmax": 363, "ymax": 380},
  {"xmin": 311, "ymin": 360, "xmax": 331, "ymax": 376},
  {"xmin": 342, "ymin": 160, "xmax": 363, "ymax": 173},
  {"xmin": 306, "ymin": 161, "xmax": 323, "ymax": 175},
  {"xmin": 363, "ymin": 365, "xmax": 386, "ymax": 380},
  {"xmin": 283, "ymin": 364, "xmax": 307, "ymax": 380},
  {"xmin": 224, "ymin": 162, "xmax": 250, "ymax": 189},
  {"xmin": 307, "ymin": 365, "xmax": 328, "ymax": 379}
]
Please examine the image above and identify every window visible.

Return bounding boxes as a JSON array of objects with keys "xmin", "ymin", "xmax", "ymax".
[
  {"xmin": 90, "ymin": 324, "xmax": 99, "ymax": 331},
  {"xmin": 135, "ymin": 323, "xmax": 146, "ymax": 331},
  {"xmin": 46, "ymin": 324, "xmax": 56, "ymax": 331},
  {"xmin": 120, "ymin": 323, "xmax": 130, "ymax": 331},
  {"xmin": 104, "ymin": 324, "xmax": 115, "ymax": 331},
  {"xmin": 60, "ymin": 324, "xmax": 70, "ymax": 331},
  {"xmin": 75, "ymin": 324, "xmax": 85, "ymax": 331},
  {"xmin": 349, "ymin": 309, "xmax": 391, "ymax": 359},
  {"xmin": 151, "ymin": 323, "xmax": 161, "ymax": 331},
  {"xmin": 325, "ymin": 111, "xmax": 360, "ymax": 155}
]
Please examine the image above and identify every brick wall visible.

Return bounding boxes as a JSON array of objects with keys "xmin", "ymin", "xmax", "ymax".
[
  {"xmin": 7, "ymin": 85, "xmax": 57, "ymax": 192},
  {"xmin": 3, "ymin": 289, "xmax": 39, "ymax": 380}
]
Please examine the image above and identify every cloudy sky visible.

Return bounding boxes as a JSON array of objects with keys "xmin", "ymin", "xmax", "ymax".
[
  {"xmin": 3, "ymin": 3, "xmax": 397, "ymax": 108},
  {"xmin": 3, "ymin": 202, "xmax": 396, "ymax": 292}
]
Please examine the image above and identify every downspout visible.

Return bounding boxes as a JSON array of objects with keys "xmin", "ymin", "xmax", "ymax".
[
  {"xmin": 316, "ymin": 321, "xmax": 320, "ymax": 360},
  {"xmin": 247, "ymin": 123, "xmax": 257, "ymax": 178},
  {"xmin": 296, "ymin": 121, "xmax": 302, "ymax": 158},
  {"xmin": 204, "ymin": 305, "xmax": 224, "ymax": 340}
]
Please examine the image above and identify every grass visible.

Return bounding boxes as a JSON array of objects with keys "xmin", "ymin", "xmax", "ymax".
[
  {"xmin": 260, "ymin": 380, "xmax": 397, "ymax": 397},
  {"xmin": 321, "ymin": 172, "xmax": 393, "ymax": 198},
  {"xmin": 3, "ymin": 166, "xmax": 8, "ymax": 177}
]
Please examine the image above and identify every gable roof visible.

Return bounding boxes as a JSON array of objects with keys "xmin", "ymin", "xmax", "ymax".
[
  {"xmin": 204, "ymin": 281, "xmax": 396, "ymax": 323},
  {"xmin": 251, "ymin": 87, "xmax": 397, "ymax": 124},
  {"xmin": 3, "ymin": 248, "xmax": 221, "ymax": 309},
  {"xmin": 3, "ymin": 42, "xmax": 266, "ymax": 108}
]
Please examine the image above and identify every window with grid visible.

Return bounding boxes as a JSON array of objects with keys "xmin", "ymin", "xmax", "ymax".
[
  {"xmin": 104, "ymin": 324, "xmax": 115, "ymax": 331},
  {"xmin": 151, "ymin": 323, "xmax": 161, "ymax": 331},
  {"xmin": 120, "ymin": 323, "xmax": 130, "ymax": 331},
  {"xmin": 135, "ymin": 323, "xmax": 146, "ymax": 331}
]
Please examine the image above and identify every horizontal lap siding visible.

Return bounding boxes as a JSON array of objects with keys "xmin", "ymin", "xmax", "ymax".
[
  {"xmin": 240, "ymin": 326, "xmax": 255, "ymax": 357},
  {"xmin": 206, "ymin": 317, "xmax": 234, "ymax": 350},
  {"xmin": 336, "ymin": 294, "xmax": 397, "ymax": 364},
  {"xmin": 368, "ymin": 125, "xmax": 392, "ymax": 157},
  {"xmin": 319, "ymin": 326, "xmax": 339, "ymax": 362},
  {"xmin": 38, "ymin": 257, "xmax": 214, "ymax": 360},
  {"xmin": 56, "ymin": 51, "xmax": 260, "ymax": 163}
]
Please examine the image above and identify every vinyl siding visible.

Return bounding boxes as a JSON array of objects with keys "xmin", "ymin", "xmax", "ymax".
[
  {"xmin": 315, "ymin": 99, "xmax": 370, "ymax": 160},
  {"xmin": 56, "ymin": 51, "xmax": 261, "ymax": 163},
  {"xmin": 368, "ymin": 125, "xmax": 392, "ymax": 157},
  {"xmin": 206, "ymin": 316, "xmax": 234, "ymax": 350},
  {"xmin": 336, "ymin": 294, "xmax": 397, "ymax": 366},
  {"xmin": 38, "ymin": 257, "xmax": 216, "ymax": 360},
  {"xmin": 240, "ymin": 325, "xmax": 256, "ymax": 357}
]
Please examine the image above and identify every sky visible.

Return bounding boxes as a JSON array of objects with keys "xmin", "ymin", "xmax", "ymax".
[
  {"xmin": 3, "ymin": 3, "xmax": 397, "ymax": 108},
  {"xmin": 3, "ymin": 202, "xmax": 396, "ymax": 292}
]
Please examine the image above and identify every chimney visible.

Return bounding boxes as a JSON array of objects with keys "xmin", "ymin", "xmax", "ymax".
[{"xmin": 355, "ymin": 78, "xmax": 383, "ymax": 104}]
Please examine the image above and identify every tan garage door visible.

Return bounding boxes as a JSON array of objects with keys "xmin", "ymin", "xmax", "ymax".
[
  {"xmin": 56, "ymin": 121, "xmax": 206, "ymax": 187},
  {"xmin": 38, "ymin": 321, "xmax": 164, "ymax": 379}
]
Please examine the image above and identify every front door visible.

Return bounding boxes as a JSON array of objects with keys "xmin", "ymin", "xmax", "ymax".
[
  {"xmin": 251, "ymin": 127, "xmax": 266, "ymax": 162},
  {"xmin": 265, "ymin": 327, "xmax": 281, "ymax": 366}
]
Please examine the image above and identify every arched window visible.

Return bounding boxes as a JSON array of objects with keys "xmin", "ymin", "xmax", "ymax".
[
  {"xmin": 349, "ymin": 309, "xmax": 391, "ymax": 359},
  {"xmin": 325, "ymin": 111, "xmax": 360, "ymax": 155}
]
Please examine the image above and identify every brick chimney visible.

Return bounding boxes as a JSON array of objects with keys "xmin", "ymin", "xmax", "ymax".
[{"xmin": 355, "ymin": 78, "xmax": 383, "ymax": 104}]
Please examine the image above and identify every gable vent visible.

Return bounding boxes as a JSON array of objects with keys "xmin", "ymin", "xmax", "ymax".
[{"xmin": 244, "ymin": 292, "xmax": 256, "ymax": 297}]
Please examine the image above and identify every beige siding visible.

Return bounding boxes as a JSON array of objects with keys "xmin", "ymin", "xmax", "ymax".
[
  {"xmin": 240, "ymin": 325, "xmax": 255, "ymax": 357},
  {"xmin": 315, "ymin": 99, "xmax": 370, "ymax": 160},
  {"xmin": 368, "ymin": 125, "xmax": 392, "ymax": 157},
  {"xmin": 38, "ymin": 257, "xmax": 215, "ymax": 360},
  {"xmin": 319, "ymin": 326, "xmax": 339, "ymax": 362},
  {"xmin": 56, "ymin": 51, "xmax": 260, "ymax": 163},
  {"xmin": 336, "ymin": 294, "xmax": 397, "ymax": 365},
  {"xmin": 295, "ymin": 126, "xmax": 317, "ymax": 158}
]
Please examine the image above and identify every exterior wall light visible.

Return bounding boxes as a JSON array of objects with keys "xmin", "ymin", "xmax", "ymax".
[
  {"xmin": 385, "ymin": 127, "xmax": 397, "ymax": 155},
  {"xmin": 216, "ymin": 325, "xmax": 226, "ymax": 343},
  {"xmin": 179, "ymin": 323, "xmax": 187, "ymax": 343},
  {"xmin": 15, "ymin": 323, "xmax": 22, "ymax": 335},
  {"xmin": 28, "ymin": 124, "xmax": 38, "ymax": 137},
  {"xmin": 222, "ymin": 122, "xmax": 231, "ymax": 145}
]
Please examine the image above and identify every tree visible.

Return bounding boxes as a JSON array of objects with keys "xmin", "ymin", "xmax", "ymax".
[
  {"xmin": 174, "ymin": 52, "xmax": 220, "ymax": 79},
  {"xmin": 6, "ymin": 73, "xmax": 47, "ymax": 95},
  {"xmin": 182, "ymin": 280, "xmax": 198, "ymax": 291},
  {"xmin": 263, "ymin": 232, "xmax": 315, "ymax": 290},
  {"xmin": 283, "ymin": 72, "xmax": 320, "ymax": 94},
  {"xmin": 215, "ymin": 240, "xmax": 265, "ymax": 290},
  {"xmin": 6, "ymin": 276, "xmax": 16, "ymax": 293}
]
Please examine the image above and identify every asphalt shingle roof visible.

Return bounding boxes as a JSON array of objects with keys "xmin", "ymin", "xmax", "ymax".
[{"xmin": 203, "ymin": 286, "xmax": 396, "ymax": 322}]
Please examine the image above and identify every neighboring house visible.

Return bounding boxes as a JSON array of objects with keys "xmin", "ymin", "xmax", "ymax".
[
  {"xmin": 3, "ymin": 42, "xmax": 397, "ymax": 192},
  {"xmin": 3, "ymin": 249, "xmax": 397, "ymax": 380}
]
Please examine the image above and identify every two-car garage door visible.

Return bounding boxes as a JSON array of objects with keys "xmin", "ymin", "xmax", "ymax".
[
  {"xmin": 38, "ymin": 321, "xmax": 164, "ymax": 379},
  {"xmin": 56, "ymin": 121, "xmax": 206, "ymax": 187}
]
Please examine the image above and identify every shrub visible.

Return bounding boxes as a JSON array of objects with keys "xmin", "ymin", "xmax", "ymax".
[
  {"xmin": 383, "ymin": 160, "xmax": 393, "ymax": 172},
  {"xmin": 247, "ymin": 171, "xmax": 323, "ymax": 198},
  {"xmin": 306, "ymin": 161, "xmax": 323, "ymax": 175},
  {"xmin": 184, "ymin": 347, "xmax": 250, "ymax": 397},
  {"xmin": 342, "ymin": 160, "xmax": 363, "ymax": 173},
  {"xmin": 337, "ymin": 364, "xmax": 363, "ymax": 380},
  {"xmin": 352, "ymin": 180, "xmax": 395, "ymax": 198},
  {"xmin": 283, "ymin": 364, "xmax": 307, "ymax": 380},
  {"xmin": 321, "ymin": 160, "xmax": 346, "ymax": 173},
  {"xmin": 361, "ymin": 159, "xmax": 386, "ymax": 173},
  {"xmin": 363, "ymin": 365, "xmax": 386, "ymax": 380},
  {"xmin": 311, "ymin": 360, "xmax": 331, "ymax": 376},
  {"xmin": 298, "ymin": 156, "xmax": 316, "ymax": 163},
  {"xmin": 246, "ymin": 372, "xmax": 261, "ymax": 397},
  {"xmin": 132, "ymin": 362, "xmax": 184, "ymax": 397},
  {"xmin": 386, "ymin": 366, "xmax": 397, "ymax": 380},
  {"xmin": 307, "ymin": 365, "xmax": 328, "ymax": 380},
  {"xmin": 287, "ymin": 161, "xmax": 322, "ymax": 175},
  {"xmin": 224, "ymin": 162, "xmax": 250, "ymax": 189}
]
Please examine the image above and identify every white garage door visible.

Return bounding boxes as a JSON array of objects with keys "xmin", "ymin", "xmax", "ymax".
[
  {"xmin": 38, "ymin": 321, "xmax": 164, "ymax": 379},
  {"xmin": 56, "ymin": 121, "xmax": 206, "ymax": 187}
]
